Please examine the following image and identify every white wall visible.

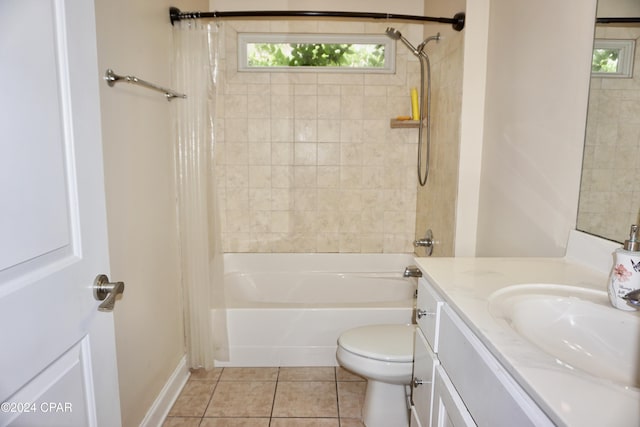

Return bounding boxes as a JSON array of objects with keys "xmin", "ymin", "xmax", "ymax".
[
  {"xmin": 94, "ymin": 0, "xmax": 205, "ymax": 425},
  {"xmin": 473, "ymin": 0, "xmax": 597, "ymax": 256},
  {"xmin": 452, "ymin": 0, "xmax": 491, "ymax": 256}
]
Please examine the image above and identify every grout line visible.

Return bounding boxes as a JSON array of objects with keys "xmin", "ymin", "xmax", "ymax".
[
  {"xmin": 199, "ymin": 367, "xmax": 222, "ymax": 421},
  {"xmin": 334, "ymin": 367, "xmax": 342, "ymax": 425},
  {"xmin": 268, "ymin": 367, "xmax": 280, "ymax": 423}
]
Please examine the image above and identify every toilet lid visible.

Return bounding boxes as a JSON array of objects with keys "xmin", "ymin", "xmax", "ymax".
[{"xmin": 338, "ymin": 324, "xmax": 416, "ymax": 362}]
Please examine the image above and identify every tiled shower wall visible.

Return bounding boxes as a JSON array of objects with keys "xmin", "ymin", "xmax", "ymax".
[
  {"xmin": 578, "ymin": 26, "xmax": 640, "ymax": 242},
  {"xmin": 214, "ymin": 20, "xmax": 426, "ymax": 253},
  {"xmin": 414, "ymin": 26, "xmax": 463, "ymax": 257}
]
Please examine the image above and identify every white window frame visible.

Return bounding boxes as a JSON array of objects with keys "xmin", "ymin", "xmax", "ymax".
[
  {"xmin": 592, "ymin": 39, "xmax": 635, "ymax": 78},
  {"xmin": 238, "ymin": 32, "xmax": 396, "ymax": 73}
]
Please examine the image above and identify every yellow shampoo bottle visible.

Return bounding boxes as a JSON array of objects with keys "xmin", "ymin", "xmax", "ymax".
[{"xmin": 410, "ymin": 88, "xmax": 419, "ymax": 121}]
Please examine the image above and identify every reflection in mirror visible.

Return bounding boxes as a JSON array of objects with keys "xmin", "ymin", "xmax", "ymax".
[
  {"xmin": 576, "ymin": 0, "xmax": 640, "ymax": 243},
  {"xmin": 592, "ymin": 39, "xmax": 635, "ymax": 77}
]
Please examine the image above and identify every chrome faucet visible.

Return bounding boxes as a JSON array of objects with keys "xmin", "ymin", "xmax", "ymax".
[
  {"xmin": 403, "ymin": 265, "xmax": 422, "ymax": 278},
  {"xmin": 623, "ymin": 289, "xmax": 640, "ymax": 307}
]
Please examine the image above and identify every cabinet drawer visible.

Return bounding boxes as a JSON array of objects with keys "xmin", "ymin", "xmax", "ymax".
[
  {"xmin": 412, "ymin": 329, "xmax": 438, "ymax": 425},
  {"xmin": 416, "ymin": 278, "xmax": 444, "ymax": 352},
  {"xmin": 432, "ymin": 365, "xmax": 476, "ymax": 427},
  {"xmin": 438, "ymin": 306, "xmax": 554, "ymax": 427}
]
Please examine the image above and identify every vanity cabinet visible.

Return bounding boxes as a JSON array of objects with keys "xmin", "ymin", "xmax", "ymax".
[
  {"xmin": 411, "ymin": 277, "xmax": 553, "ymax": 427},
  {"xmin": 411, "ymin": 277, "xmax": 473, "ymax": 427}
]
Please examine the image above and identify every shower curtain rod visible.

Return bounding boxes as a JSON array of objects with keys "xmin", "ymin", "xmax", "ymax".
[
  {"xmin": 596, "ymin": 17, "xmax": 640, "ymax": 24},
  {"xmin": 169, "ymin": 7, "xmax": 466, "ymax": 31}
]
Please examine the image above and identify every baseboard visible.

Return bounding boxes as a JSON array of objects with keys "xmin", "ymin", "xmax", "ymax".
[{"xmin": 139, "ymin": 355, "xmax": 190, "ymax": 427}]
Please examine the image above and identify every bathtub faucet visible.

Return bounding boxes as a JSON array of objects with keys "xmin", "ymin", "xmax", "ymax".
[{"xmin": 403, "ymin": 265, "xmax": 422, "ymax": 278}]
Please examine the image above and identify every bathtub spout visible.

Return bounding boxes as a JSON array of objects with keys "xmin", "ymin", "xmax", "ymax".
[{"xmin": 403, "ymin": 266, "xmax": 422, "ymax": 278}]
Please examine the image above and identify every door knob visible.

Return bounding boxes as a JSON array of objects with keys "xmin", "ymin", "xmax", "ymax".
[{"xmin": 93, "ymin": 274, "xmax": 125, "ymax": 312}]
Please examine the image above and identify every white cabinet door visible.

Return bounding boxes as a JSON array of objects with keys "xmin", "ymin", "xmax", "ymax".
[
  {"xmin": 431, "ymin": 366, "xmax": 476, "ymax": 427},
  {"xmin": 412, "ymin": 329, "xmax": 438, "ymax": 427},
  {"xmin": 0, "ymin": 0, "xmax": 121, "ymax": 426}
]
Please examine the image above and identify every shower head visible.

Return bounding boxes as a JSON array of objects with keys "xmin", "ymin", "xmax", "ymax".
[
  {"xmin": 385, "ymin": 27, "xmax": 402, "ymax": 40},
  {"xmin": 385, "ymin": 27, "xmax": 420, "ymax": 56}
]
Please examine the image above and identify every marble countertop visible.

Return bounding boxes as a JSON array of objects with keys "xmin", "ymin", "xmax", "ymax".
[{"xmin": 414, "ymin": 255, "xmax": 640, "ymax": 427}]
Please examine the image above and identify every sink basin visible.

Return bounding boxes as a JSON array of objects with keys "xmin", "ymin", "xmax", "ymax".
[{"xmin": 488, "ymin": 284, "xmax": 640, "ymax": 388}]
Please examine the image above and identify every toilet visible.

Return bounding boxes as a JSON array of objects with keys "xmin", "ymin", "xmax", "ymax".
[{"xmin": 336, "ymin": 324, "xmax": 416, "ymax": 427}]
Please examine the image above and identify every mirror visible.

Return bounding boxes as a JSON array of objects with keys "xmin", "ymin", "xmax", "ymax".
[{"xmin": 576, "ymin": 0, "xmax": 640, "ymax": 243}]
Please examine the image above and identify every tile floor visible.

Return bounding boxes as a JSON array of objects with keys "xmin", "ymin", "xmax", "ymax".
[{"xmin": 163, "ymin": 367, "xmax": 367, "ymax": 427}]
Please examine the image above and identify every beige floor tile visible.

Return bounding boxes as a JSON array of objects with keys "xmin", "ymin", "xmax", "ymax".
[
  {"xmin": 163, "ymin": 366, "xmax": 373, "ymax": 426},
  {"xmin": 162, "ymin": 417, "xmax": 201, "ymax": 427},
  {"xmin": 335, "ymin": 367, "xmax": 365, "ymax": 382},
  {"xmin": 337, "ymin": 381, "xmax": 366, "ymax": 418},
  {"xmin": 339, "ymin": 419, "xmax": 366, "ymax": 427},
  {"xmin": 205, "ymin": 381, "xmax": 276, "ymax": 417},
  {"xmin": 272, "ymin": 381, "xmax": 338, "ymax": 418},
  {"xmin": 200, "ymin": 418, "xmax": 270, "ymax": 427},
  {"xmin": 270, "ymin": 418, "xmax": 339, "ymax": 426},
  {"xmin": 278, "ymin": 367, "xmax": 336, "ymax": 381},
  {"xmin": 179, "ymin": 380, "xmax": 217, "ymax": 396},
  {"xmin": 190, "ymin": 367, "xmax": 223, "ymax": 381},
  {"xmin": 168, "ymin": 393, "xmax": 212, "ymax": 417},
  {"xmin": 168, "ymin": 380, "xmax": 216, "ymax": 417},
  {"xmin": 219, "ymin": 367, "xmax": 279, "ymax": 381}
]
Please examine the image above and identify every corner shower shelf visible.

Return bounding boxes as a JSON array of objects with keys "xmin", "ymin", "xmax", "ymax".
[{"xmin": 390, "ymin": 119, "xmax": 421, "ymax": 129}]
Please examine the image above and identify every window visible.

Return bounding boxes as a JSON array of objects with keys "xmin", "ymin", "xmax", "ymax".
[
  {"xmin": 592, "ymin": 39, "xmax": 635, "ymax": 78},
  {"xmin": 238, "ymin": 33, "xmax": 395, "ymax": 73}
]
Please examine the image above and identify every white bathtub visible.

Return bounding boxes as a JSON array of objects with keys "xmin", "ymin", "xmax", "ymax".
[{"xmin": 215, "ymin": 253, "xmax": 417, "ymax": 367}]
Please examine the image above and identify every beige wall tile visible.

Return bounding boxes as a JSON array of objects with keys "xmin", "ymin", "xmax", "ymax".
[{"xmin": 217, "ymin": 20, "xmax": 458, "ymax": 253}]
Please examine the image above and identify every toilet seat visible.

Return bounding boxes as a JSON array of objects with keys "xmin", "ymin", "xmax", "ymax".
[{"xmin": 337, "ymin": 324, "xmax": 415, "ymax": 362}]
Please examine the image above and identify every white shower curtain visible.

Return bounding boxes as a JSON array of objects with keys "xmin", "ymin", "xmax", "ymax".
[{"xmin": 173, "ymin": 19, "xmax": 228, "ymax": 369}]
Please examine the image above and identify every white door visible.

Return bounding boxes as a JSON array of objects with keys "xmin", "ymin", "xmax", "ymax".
[{"xmin": 0, "ymin": 0, "xmax": 122, "ymax": 426}]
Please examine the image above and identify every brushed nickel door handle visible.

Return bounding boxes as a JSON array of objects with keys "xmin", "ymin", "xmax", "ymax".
[{"xmin": 93, "ymin": 274, "xmax": 125, "ymax": 312}]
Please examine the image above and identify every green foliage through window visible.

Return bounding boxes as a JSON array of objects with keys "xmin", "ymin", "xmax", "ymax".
[
  {"xmin": 592, "ymin": 48, "xmax": 619, "ymax": 73},
  {"xmin": 248, "ymin": 42, "xmax": 385, "ymax": 68},
  {"xmin": 591, "ymin": 39, "xmax": 635, "ymax": 78},
  {"xmin": 239, "ymin": 34, "xmax": 393, "ymax": 72}
]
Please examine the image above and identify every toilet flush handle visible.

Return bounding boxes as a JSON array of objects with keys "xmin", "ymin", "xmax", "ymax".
[{"xmin": 413, "ymin": 378, "xmax": 424, "ymax": 388}]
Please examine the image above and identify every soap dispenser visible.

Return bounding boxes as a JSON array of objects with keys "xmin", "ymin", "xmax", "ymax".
[{"xmin": 608, "ymin": 225, "xmax": 640, "ymax": 310}]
